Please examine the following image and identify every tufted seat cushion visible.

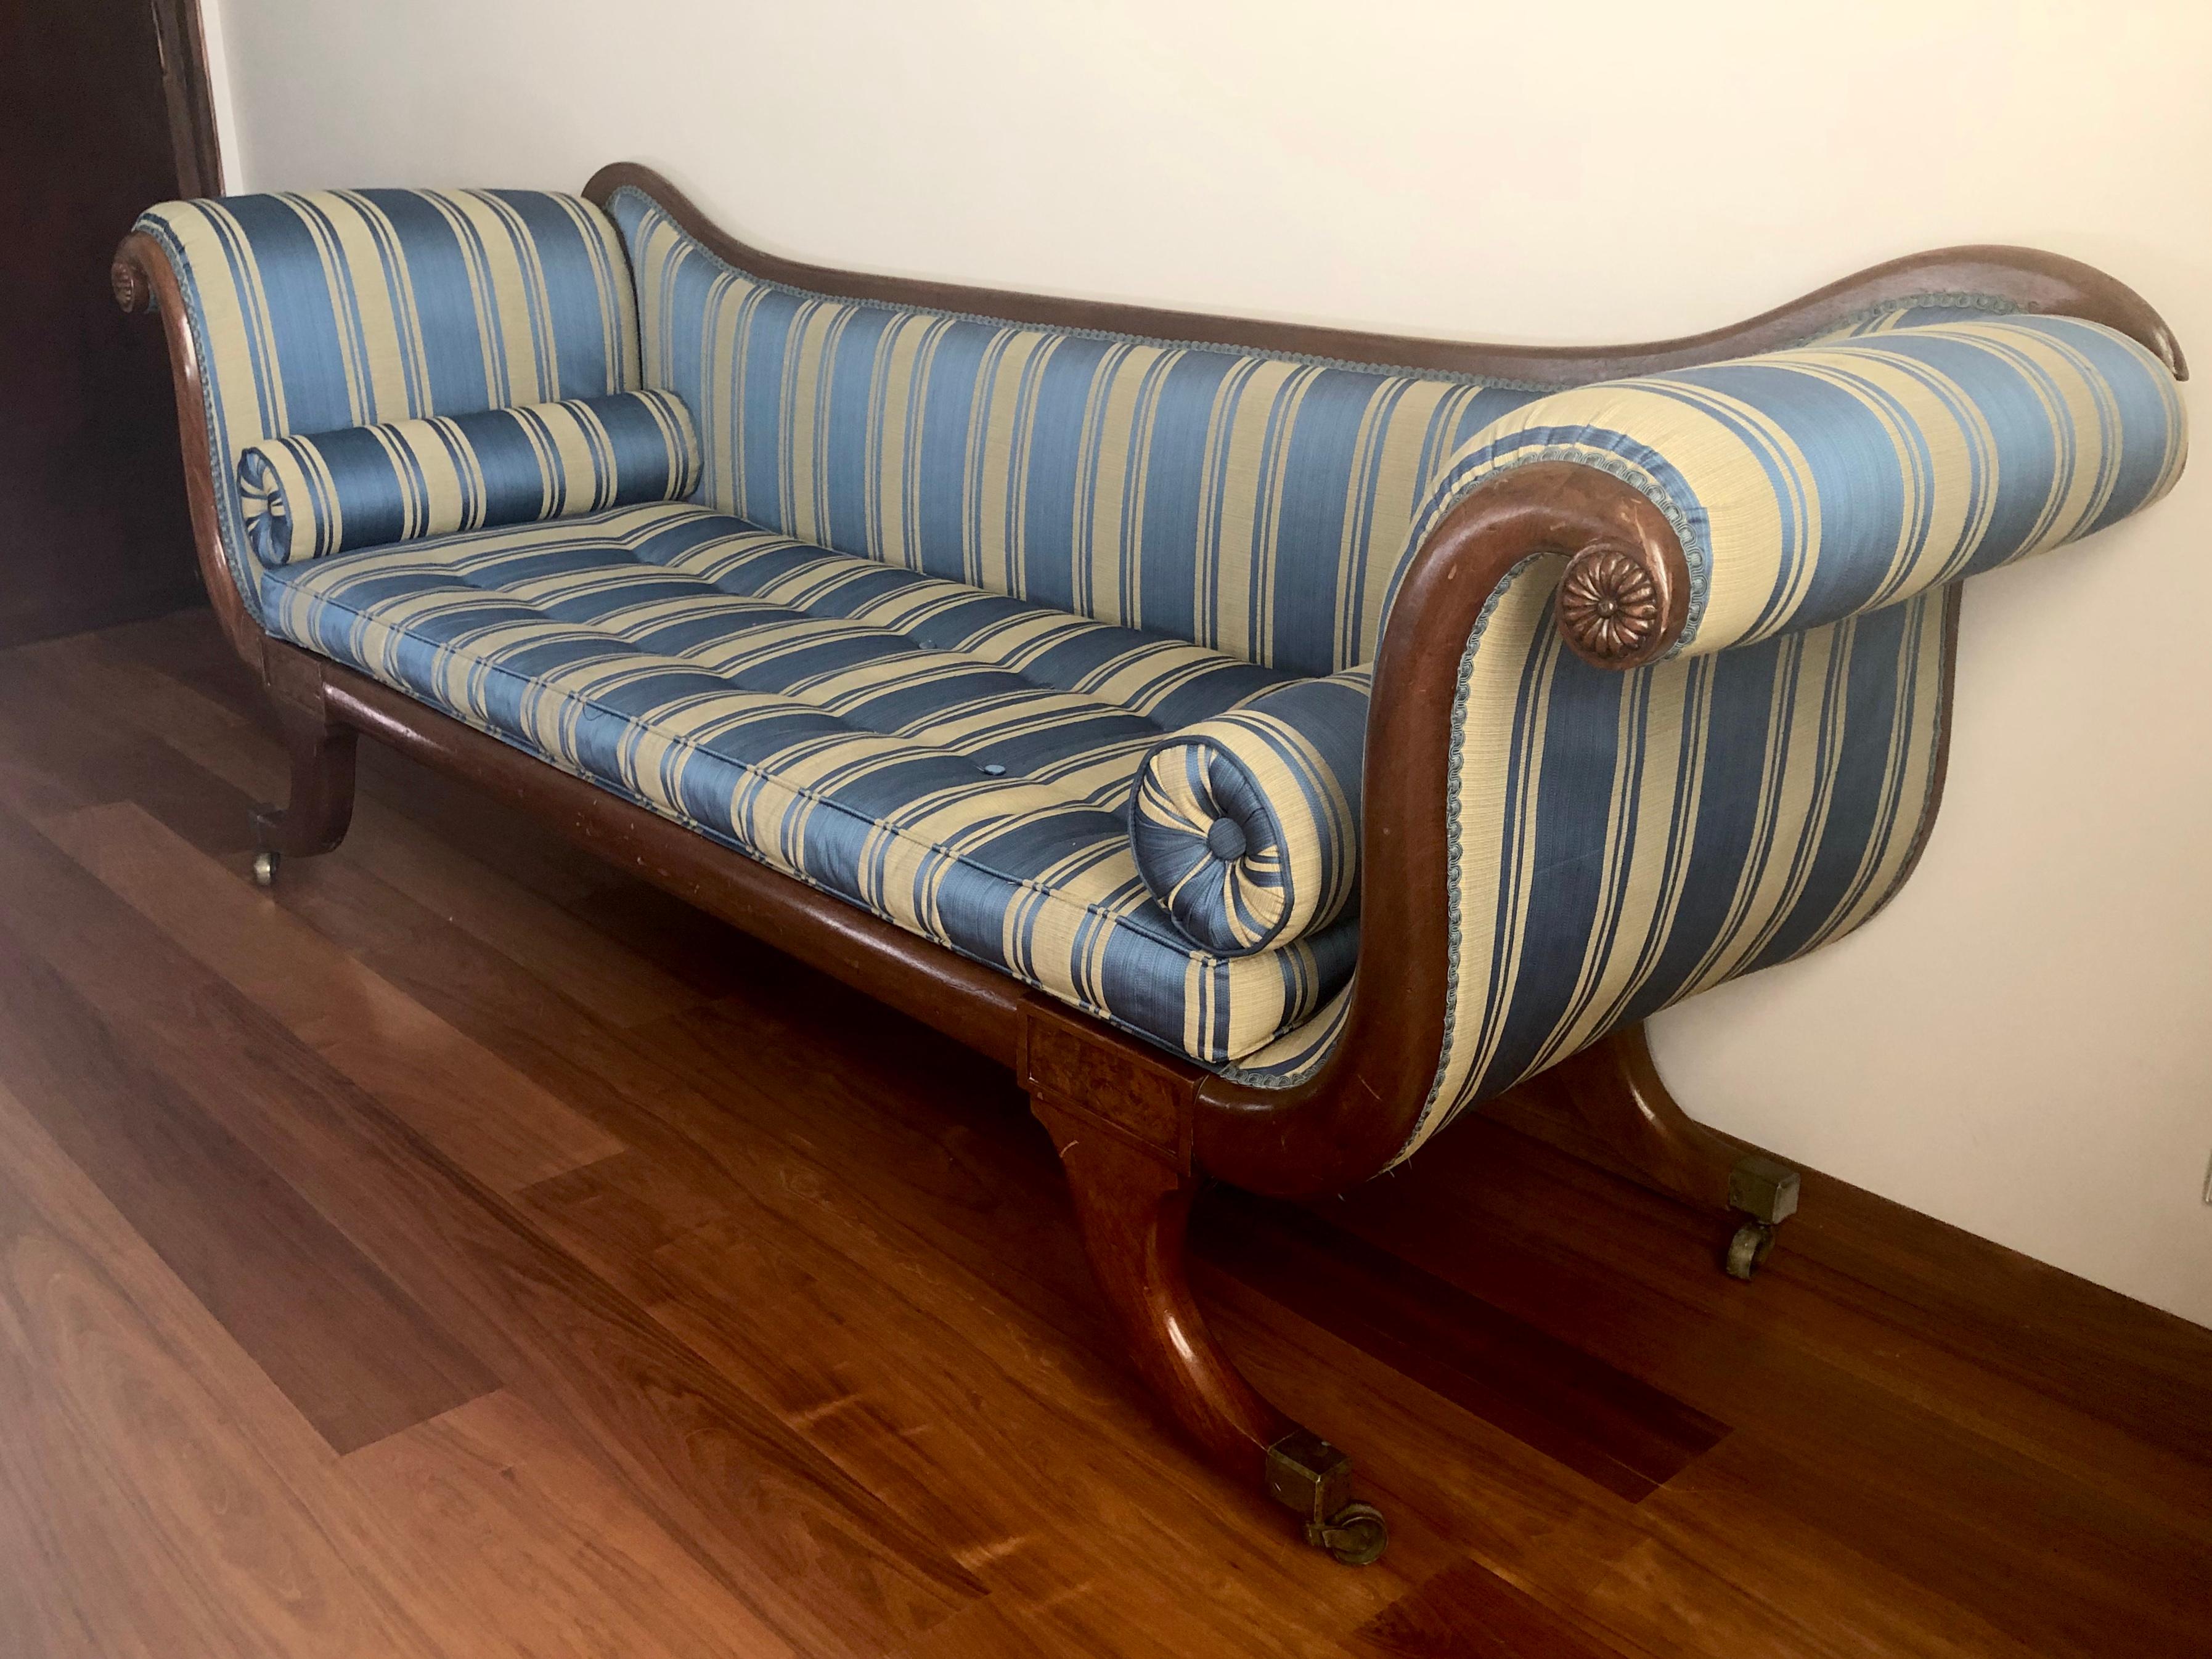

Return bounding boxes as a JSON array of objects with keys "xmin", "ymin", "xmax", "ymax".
[{"xmin": 259, "ymin": 501, "xmax": 1358, "ymax": 1064}]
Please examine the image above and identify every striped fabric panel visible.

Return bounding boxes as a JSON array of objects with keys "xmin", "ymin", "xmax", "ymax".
[
  {"xmin": 1220, "ymin": 308, "xmax": 2182, "ymax": 1127},
  {"xmin": 133, "ymin": 190, "xmax": 640, "ymax": 613},
  {"xmin": 1406, "ymin": 563, "xmax": 1949, "ymax": 1157},
  {"xmin": 239, "ymin": 389, "xmax": 700, "ymax": 566},
  {"xmin": 1395, "ymin": 316, "xmax": 2187, "ymax": 661},
  {"xmin": 1218, "ymin": 980, "xmax": 1356, "ymax": 1086},
  {"xmin": 258, "ymin": 502, "xmax": 1355, "ymax": 1062},
  {"xmin": 149, "ymin": 182, "xmax": 2185, "ymax": 1170},
  {"xmin": 1228, "ymin": 565, "xmax": 1951, "ymax": 1149},
  {"xmin": 1128, "ymin": 666, "xmax": 1370, "ymax": 955},
  {"xmin": 608, "ymin": 185, "xmax": 1544, "ymax": 678}
]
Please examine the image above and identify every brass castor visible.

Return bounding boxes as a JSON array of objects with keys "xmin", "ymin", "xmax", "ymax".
[
  {"xmin": 1313, "ymin": 1500, "xmax": 1389, "ymax": 1567},
  {"xmin": 251, "ymin": 849, "xmax": 280, "ymax": 887},
  {"xmin": 1265, "ymin": 1430, "xmax": 1389, "ymax": 1566},
  {"xmin": 1722, "ymin": 1154, "xmax": 1800, "ymax": 1279},
  {"xmin": 1725, "ymin": 1219, "xmax": 1776, "ymax": 1280}
]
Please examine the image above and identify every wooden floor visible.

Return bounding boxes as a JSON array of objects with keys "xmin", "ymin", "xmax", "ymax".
[{"xmin": 2, "ymin": 609, "xmax": 2209, "ymax": 1659}]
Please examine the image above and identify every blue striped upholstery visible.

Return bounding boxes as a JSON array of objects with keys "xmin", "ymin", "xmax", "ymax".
[
  {"xmin": 133, "ymin": 190, "xmax": 640, "ymax": 615},
  {"xmin": 608, "ymin": 185, "xmax": 1544, "ymax": 679},
  {"xmin": 258, "ymin": 502, "xmax": 1354, "ymax": 1063},
  {"xmin": 1402, "ymin": 316, "xmax": 2187, "ymax": 659},
  {"xmin": 153, "ymin": 184, "xmax": 2187, "ymax": 1149},
  {"xmin": 239, "ymin": 389, "xmax": 700, "ymax": 566},
  {"xmin": 1409, "ymin": 573, "xmax": 1954, "ymax": 1158},
  {"xmin": 1227, "ymin": 582, "xmax": 1952, "ymax": 1146},
  {"xmin": 1129, "ymin": 667, "xmax": 1369, "ymax": 955},
  {"xmin": 1233, "ymin": 315, "xmax": 2184, "ymax": 1154}
]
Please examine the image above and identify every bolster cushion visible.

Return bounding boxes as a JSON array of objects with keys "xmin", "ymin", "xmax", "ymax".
[
  {"xmin": 1130, "ymin": 669, "xmax": 1370, "ymax": 956},
  {"xmin": 237, "ymin": 389, "xmax": 700, "ymax": 567},
  {"xmin": 1396, "ymin": 315, "xmax": 2188, "ymax": 658}
]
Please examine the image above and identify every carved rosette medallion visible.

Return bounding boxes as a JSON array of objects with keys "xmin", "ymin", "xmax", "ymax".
[
  {"xmin": 111, "ymin": 258, "xmax": 152, "ymax": 314},
  {"xmin": 1557, "ymin": 543, "xmax": 1667, "ymax": 667}
]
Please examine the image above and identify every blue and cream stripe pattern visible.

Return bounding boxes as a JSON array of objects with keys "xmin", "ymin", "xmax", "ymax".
[
  {"xmin": 146, "ymin": 183, "xmax": 2189, "ymax": 1128},
  {"xmin": 1403, "ymin": 570, "xmax": 1954, "ymax": 1159},
  {"xmin": 238, "ymin": 389, "xmax": 700, "ymax": 566},
  {"xmin": 1398, "ymin": 316, "xmax": 2187, "ymax": 660},
  {"xmin": 1227, "ymin": 576, "xmax": 1953, "ymax": 1159},
  {"xmin": 258, "ymin": 502, "xmax": 1354, "ymax": 1062},
  {"xmin": 1234, "ymin": 316, "xmax": 2182, "ymax": 1152},
  {"xmin": 1129, "ymin": 666, "xmax": 1369, "ymax": 955},
  {"xmin": 608, "ymin": 185, "xmax": 1544, "ymax": 679},
  {"xmin": 133, "ymin": 189, "xmax": 641, "ymax": 613}
]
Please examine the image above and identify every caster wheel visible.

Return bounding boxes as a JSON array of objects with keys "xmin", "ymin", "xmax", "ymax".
[
  {"xmin": 1726, "ymin": 1220, "xmax": 1776, "ymax": 1281},
  {"xmin": 251, "ymin": 850, "xmax": 280, "ymax": 888},
  {"xmin": 1311, "ymin": 1500, "xmax": 1388, "ymax": 1567}
]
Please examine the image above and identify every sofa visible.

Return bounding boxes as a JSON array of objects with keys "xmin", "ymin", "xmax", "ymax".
[{"xmin": 112, "ymin": 166, "xmax": 2187, "ymax": 1565}]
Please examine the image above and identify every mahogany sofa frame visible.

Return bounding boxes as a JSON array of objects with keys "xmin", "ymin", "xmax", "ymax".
[{"xmin": 112, "ymin": 164, "xmax": 2185, "ymax": 1562}]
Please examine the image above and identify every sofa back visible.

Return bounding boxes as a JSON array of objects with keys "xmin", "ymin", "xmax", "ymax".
[
  {"xmin": 608, "ymin": 186, "xmax": 1544, "ymax": 677},
  {"xmin": 134, "ymin": 189, "xmax": 639, "ymax": 612}
]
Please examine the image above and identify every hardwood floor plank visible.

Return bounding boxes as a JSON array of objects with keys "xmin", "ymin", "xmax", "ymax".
[
  {"xmin": 622, "ymin": 1167, "xmax": 1415, "ymax": 1650},
  {"xmin": 1195, "ymin": 1187, "xmax": 1729, "ymax": 1502},
  {"xmin": 1491, "ymin": 1079, "xmax": 2212, "ymax": 1470},
  {"xmin": 1353, "ymin": 1558, "xmax": 1634, "ymax": 1659},
  {"xmin": 0, "ymin": 1080, "xmax": 447, "ymax": 1659},
  {"xmin": 0, "ymin": 645, "xmax": 251, "ymax": 853},
  {"xmin": 49, "ymin": 801, "xmax": 624, "ymax": 1194},
  {"xmin": 0, "ymin": 817, "xmax": 498, "ymax": 1456},
  {"xmin": 1308, "ymin": 1117, "xmax": 2212, "ymax": 1655},
  {"xmin": 82, "ymin": 770, "xmax": 1337, "ymax": 1633},
  {"xmin": 1784, "ymin": 1168, "xmax": 2212, "ymax": 1465},
  {"xmin": 1204, "ymin": 1282, "xmax": 1951, "ymax": 1659},
  {"xmin": 892, "ymin": 1599, "xmax": 1191, "ymax": 1659},
  {"xmin": 446, "ymin": 995, "xmax": 1407, "ymax": 1645},
  {"xmin": 338, "ymin": 1388, "xmax": 801, "ymax": 1659},
  {"xmin": 7, "ymin": 608, "xmax": 2209, "ymax": 1658},
  {"xmin": 73, "ymin": 637, "xmax": 708, "ymax": 1030},
  {"xmin": 87, "ymin": 613, "xmax": 624, "ymax": 909},
  {"xmin": 1473, "ymin": 1103, "xmax": 2212, "ymax": 1498},
  {"xmin": 629, "ymin": 990, "xmax": 1625, "ymax": 1536},
  {"xmin": 375, "ymin": 947, "xmax": 1349, "ymax": 1601},
  {"xmin": 0, "ymin": 802, "xmax": 987, "ymax": 1659},
  {"xmin": 1623, "ymin": 1446, "xmax": 2051, "ymax": 1659}
]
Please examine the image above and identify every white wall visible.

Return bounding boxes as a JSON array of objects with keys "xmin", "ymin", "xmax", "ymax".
[{"xmin": 202, "ymin": 0, "xmax": 2212, "ymax": 1325}]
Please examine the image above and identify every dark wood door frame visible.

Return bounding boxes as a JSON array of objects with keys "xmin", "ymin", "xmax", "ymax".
[
  {"xmin": 151, "ymin": 0, "xmax": 224, "ymax": 199},
  {"xmin": 0, "ymin": 0, "xmax": 222, "ymax": 647}
]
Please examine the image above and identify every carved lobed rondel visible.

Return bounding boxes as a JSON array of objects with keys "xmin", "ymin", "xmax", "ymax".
[{"xmin": 1555, "ymin": 541, "xmax": 1672, "ymax": 669}]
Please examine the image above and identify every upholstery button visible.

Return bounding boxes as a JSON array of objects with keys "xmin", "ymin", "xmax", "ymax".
[
  {"xmin": 982, "ymin": 763, "xmax": 1006, "ymax": 776},
  {"xmin": 1205, "ymin": 818, "xmax": 1249, "ymax": 862}
]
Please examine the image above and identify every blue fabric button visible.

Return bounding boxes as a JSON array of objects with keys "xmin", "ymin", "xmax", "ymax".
[
  {"xmin": 1205, "ymin": 817, "xmax": 1249, "ymax": 862},
  {"xmin": 981, "ymin": 762, "xmax": 1006, "ymax": 776}
]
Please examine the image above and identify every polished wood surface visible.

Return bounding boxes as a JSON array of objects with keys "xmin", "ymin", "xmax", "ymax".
[
  {"xmin": 1030, "ymin": 1096, "xmax": 1290, "ymax": 1478},
  {"xmin": 255, "ymin": 648, "xmax": 358, "ymax": 859},
  {"xmin": 3, "ymin": 608, "xmax": 2209, "ymax": 1655},
  {"xmin": 0, "ymin": 812, "xmax": 499, "ymax": 1453},
  {"xmin": 1495, "ymin": 1024, "xmax": 1757, "ymax": 1215},
  {"xmin": 148, "ymin": 0, "xmax": 224, "ymax": 200},
  {"xmin": 111, "ymin": 229, "xmax": 267, "ymax": 669}
]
